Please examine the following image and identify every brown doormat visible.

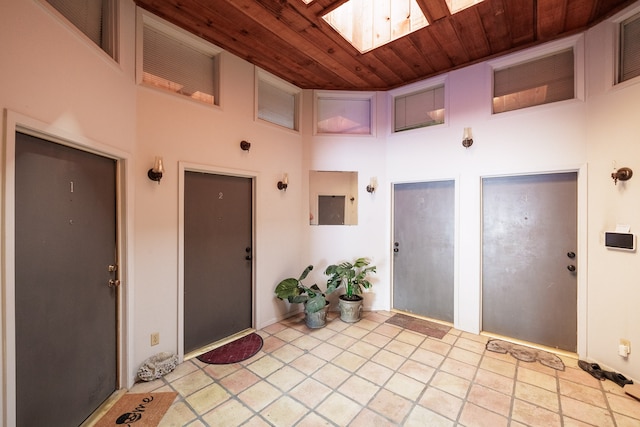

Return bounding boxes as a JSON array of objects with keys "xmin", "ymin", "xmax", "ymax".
[
  {"xmin": 94, "ymin": 392, "xmax": 177, "ymax": 427},
  {"xmin": 486, "ymin": 339, "xmax": 565, "ymax": 371},
  {"xmin": 385, "ymin": 313, "xmax": 451, "ymax": 339},
  {"xmin": 197, "ymin": 332, "xmax": 263, "ymax": 364}
]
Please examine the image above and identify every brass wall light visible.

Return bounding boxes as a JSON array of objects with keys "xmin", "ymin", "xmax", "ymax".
[
  {"xmin": 148, "ymin": 156, "xmax": 164, "ymax": 183},
  {"xmin": 612, "ymin": 167, "xmax": 633, "ymax": 185},
  {"xmin": 462, "ymin": 127, "xmax": 473, "ymax": 148},
  {"xmin": 277, "ymin": 173, "xmax": 288, "ymax": 191},
  {"xmin": 366, "ymin": 177, "xmax": 377, "ymax": 193}
]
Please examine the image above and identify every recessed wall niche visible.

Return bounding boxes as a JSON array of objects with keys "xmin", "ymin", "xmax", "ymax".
[{"xmin": 309, "ymin": 171, "xmax": 358, "ymax": 225}]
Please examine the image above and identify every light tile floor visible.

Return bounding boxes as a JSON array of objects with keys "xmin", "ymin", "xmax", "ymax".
[{"xmin": 130, "ymin": 311, "xmax": 640, "ymax": 426}]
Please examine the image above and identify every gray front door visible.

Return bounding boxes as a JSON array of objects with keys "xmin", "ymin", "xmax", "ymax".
[
  {"xmin": 482, "ymin": 172, "xmax": 577, "ymax": 351},
  {"xmin": 15, "ymin": 132, "xmax": 118, "ymax": 426},
  {"xmin": 392, "ymin": 180, "xmax": 455, "ymax": 323},
  {"xmin": 184, "ymin": 172, "xmax": 253, "ymax": 353}
]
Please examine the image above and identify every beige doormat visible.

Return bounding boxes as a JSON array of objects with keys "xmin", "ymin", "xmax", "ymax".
[
  {"xmin": 94, "ymin": 392, "xmax": 177, "ymax": 427},
  {"xmin": 486, "ymin": 339, "xmax": 565, "ymax": 371},
  {"xmin": 386, "ymin": 313, "xmax": 451, "ymax": 339}
]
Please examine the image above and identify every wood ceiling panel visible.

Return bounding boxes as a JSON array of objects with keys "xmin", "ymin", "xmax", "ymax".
[
  {"xmin": 537, "ymin": 0, "xmax": 569, "ymax": 39},
  {"xmin": 429, "ymin": 18, "xmax": 471, "ymax": 66},
  {"xmin": 591, "ymin": 0, "xmax": 636, "ymax": 21},
  {"xmin": 369, "ymin": 40, "xmax": 430, "ymax": 88},
  {"xmin": 138, "ymin": 0, "xmax": 342, "ymax": 88},
  {"xmin": 476, "ymin": 0, "xmax": 513, "ymax": 53},
  {"xmin": 134, "ymin": 0, "xmax": 638, "ymax": 90},
  {"xmin": 565, "ymin": 0, "xmax": 599, "ymax": 28},
  {"xmin": 407, "ymin": 28, "xmax": 453, "ymax": 75},
  {"xmin": 505, "ymin": 0, "xmax": 536, "ymax": 45},
  {"xmin": 220, "ymin": 0, "xmax": 382, "ymax": 89},
  {"xmin": 416, "ymin": 0, "xmax": 452, "ymax": 23},
  {"xmin": 230, "ymin": 0, "xmax": 408, "ymax": 89},
  {"xmin": 450, "ymin": 7, "xmax": 492, "ymax": 61}
]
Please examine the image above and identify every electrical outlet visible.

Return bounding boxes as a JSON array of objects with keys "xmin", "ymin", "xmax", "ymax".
[{"xmin": 151, "ymin": 332, "xmax": 160, "ymax": 346}]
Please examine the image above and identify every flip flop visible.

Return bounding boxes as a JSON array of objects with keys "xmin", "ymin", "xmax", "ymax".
[
  {"xmin": 578, "ymin": 360, "xmax": 605, "ymax": 380},
  {"xmin": 603, "ymin": 370, "xmax": 634, "ymax": 387}
]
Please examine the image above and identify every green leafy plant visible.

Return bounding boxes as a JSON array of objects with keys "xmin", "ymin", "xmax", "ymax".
[
  {"xmin": 325, "ymin": 257, "xmax": 377, "ymax": 300},
  {"xmin": 274, "ymin": 265, "xmax": 328, "ymax": 314}
]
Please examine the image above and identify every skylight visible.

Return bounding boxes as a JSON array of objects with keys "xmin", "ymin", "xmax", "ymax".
[
  {"xmin": 322, "ymin": 0, "xmax": 429, "ymax": 53},
  {"xmin": 445, "ymin": 0, "xmax": 485, "ymax": 14}
]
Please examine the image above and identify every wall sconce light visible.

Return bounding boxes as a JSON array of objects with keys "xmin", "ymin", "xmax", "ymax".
[
  {"xmin": 240, "ymin": 140, "xmax": 251, "ymax": 151},
  {"xmin": 366, "ymin": 177, "xmax": 377, "ymax": 193},
  {"xmin": 277, "ymin": 173, "xmax": 288, "ymax": 191},
  {"xmin": 148, "ymin": 156, "xmax": 164, "ymax": 183},
  {"xmin": 611, "ymin": 167, "xmax": 633, "ymax": 185},
  {"xmin": 462, "ymin": 127, "xmax": 473, "ymax": 148}
]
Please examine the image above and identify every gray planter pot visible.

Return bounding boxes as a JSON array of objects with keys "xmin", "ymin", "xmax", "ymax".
[
  {"xmin": 305, "ymin": 302, "xmax": 329, "ymax": 328},
  {"xmin": 338, "ymin": 295, "xmax": 363, "ymax": 323}
]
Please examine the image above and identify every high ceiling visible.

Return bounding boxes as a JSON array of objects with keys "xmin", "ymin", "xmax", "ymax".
[{"xmin": 134, "ymin": 0, "xmax": 636, "ymax": 91}]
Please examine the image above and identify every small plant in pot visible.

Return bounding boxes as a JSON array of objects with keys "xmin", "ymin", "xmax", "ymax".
[
  {"xmin": 274, "ymin": 265, "xmax": 330, "ymax": 329},
  {"xmin": 325, "ymin": 257, "xmax": 376, "ymax": 323}
]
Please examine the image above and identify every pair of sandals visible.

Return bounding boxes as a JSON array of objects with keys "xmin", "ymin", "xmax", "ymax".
[{"xmin": 578, "ymin": 360, "xmax": 634, "ymax": 387}]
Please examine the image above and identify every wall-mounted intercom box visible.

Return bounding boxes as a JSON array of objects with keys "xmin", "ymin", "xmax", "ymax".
[{"xmin": 604, "ymin": 232, "xmax": 636, "ymax": 251}]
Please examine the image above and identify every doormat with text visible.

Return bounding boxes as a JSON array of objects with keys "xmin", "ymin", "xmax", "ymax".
[
  {"xmin": 197, "ymin": 332, "xmax": 263, "ymax": 364},
  {"xmin": 94, "ymin": 392, "xmax": 177, "ymax": 427},
  {"xmin": 385, "ymin": 313, "xmax": 451, "ymax": 339},
  {"xmin": 486, "ymin": 339, "xmax": 565, "ymax": 371}
]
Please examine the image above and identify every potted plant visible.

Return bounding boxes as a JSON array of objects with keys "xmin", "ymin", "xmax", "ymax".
[
  {"xmin": 325, "ymin": 257, "xmax": 377, "ymax": 323},
  {"xmin": 274, "ymin": 265, "xmax": 330, "ymax": 328}
]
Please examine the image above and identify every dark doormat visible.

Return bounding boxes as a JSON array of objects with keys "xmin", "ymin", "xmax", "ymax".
[
  {"xmin": 197, "ymin": 333, "xmax": 263, "ymax": 364},
  {"xmin": 486, "ymin": 339, "xmax": 565, "ymax": 371},
  {"xmin": 385, "ymin": 313, "xmax": 451, "ymax": 339}
]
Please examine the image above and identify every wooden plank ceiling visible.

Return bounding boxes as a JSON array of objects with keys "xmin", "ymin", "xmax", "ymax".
[{"xmin": 134, "ymin": 0, "xmax": 636, "ymax": 91}]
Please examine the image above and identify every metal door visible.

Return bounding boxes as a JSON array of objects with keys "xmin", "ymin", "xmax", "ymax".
[
  {"xmin": 184, "ymin": 172, "xmax": 253, "ymax": 353},
  {"xmin": 482, "ymin": 172, "xmax": 577, "ymax": 351},
  {"xmin": 15, "ymin": 132, "xmax": 118, "ymax": 426},
  {"xmin": 318, "ymin": 195, "xmax": 345, "ymax": 225},
  {"xmin": 392, "ymin": 180, "xmax": 455, "ymax": 322}
]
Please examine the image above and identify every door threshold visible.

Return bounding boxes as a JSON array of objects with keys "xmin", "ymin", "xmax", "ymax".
[
  {"xmin": 184, "ymin": 328, "xmax": 256, "ymax": 361},
  {"xmin": 480, "ymin": 331, "xmax": 578, "ymax": 359},
  {"xmin": 80, "ymin": 389, "xmax": 127, "ymax": 427},
  {"xmin": 390, "ymin": 309, "xmax": 454, "ymax": 328}
]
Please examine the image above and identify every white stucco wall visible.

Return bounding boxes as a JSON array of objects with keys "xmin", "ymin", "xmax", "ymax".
[
  {"xmin": 584, "ymin": 6, "xmax": 640, "ymax": 380},
  {"xmin": 2, "ymin": 0, "xmax": 640, "ymax": 423}
]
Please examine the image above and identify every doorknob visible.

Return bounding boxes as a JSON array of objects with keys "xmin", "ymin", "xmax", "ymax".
[
  {"xmin": 567, "ymin": 252, "xmax": 575, "ymax": 259},
  {"xmin": 567, "ymin": 265, "xmax": 576, "ymax": 272}
]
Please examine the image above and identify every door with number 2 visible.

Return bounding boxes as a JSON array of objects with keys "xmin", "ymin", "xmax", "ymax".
[{"xmin": 184, "ymin": 172, "xmax": 253, "ymax": 353}]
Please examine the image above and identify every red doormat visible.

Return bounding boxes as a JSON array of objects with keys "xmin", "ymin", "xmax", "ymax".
[
  {"xmin": 94, "ymin": 392, "xmax": 177, "ymax": 427},
  {"xmin": 386, "ymin": 313, "xmax": 451, "ymax": 339},
  {"xmin": 197, "ymin": 333, "xmax": 263, "ymax": 364}
]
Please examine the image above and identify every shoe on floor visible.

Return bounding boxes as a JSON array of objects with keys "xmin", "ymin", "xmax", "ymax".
[
  {"xmin": 578, "ymin": 360, "xmax": 605, "ymax": 380},
  {"xmin": 603, "ymin": 370, "xmax": 634, "ymax": 387}
]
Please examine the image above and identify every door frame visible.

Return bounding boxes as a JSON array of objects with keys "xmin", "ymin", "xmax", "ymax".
[
  {"xmin": 1, "ymin": 110, "xmax": 133, "ymax": 426},
  {"xmin": 479, "ymin": 165, "xmax": 588, "ymax": 356},
  {"xmin": 390, "ymin": 177, "xmax": 461, "ymax": 327},
  {"xmin": 177, "ymin": 161, "xmax": 257, "ymax": 361}
]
